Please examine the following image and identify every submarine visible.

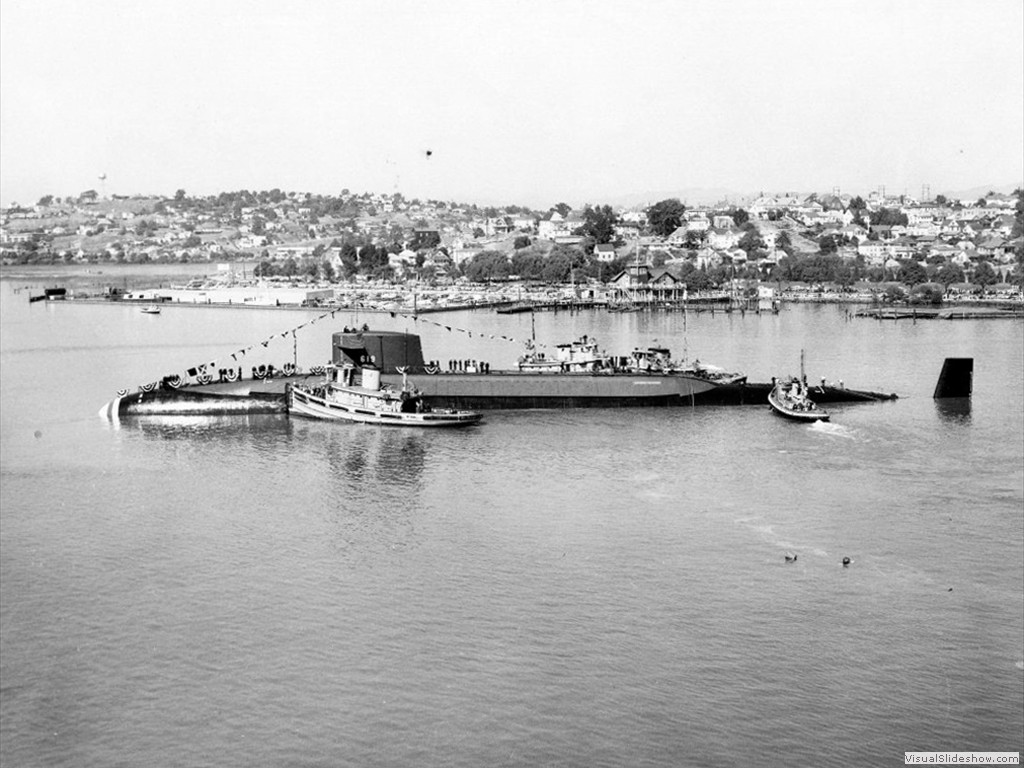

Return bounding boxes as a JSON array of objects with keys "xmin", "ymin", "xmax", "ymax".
[{"xmin": 99, "ymin": 330, "xmax": 897, "ymax": 419}]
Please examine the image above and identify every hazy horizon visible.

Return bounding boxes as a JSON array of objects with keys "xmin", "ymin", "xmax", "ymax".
[{"xmin": 2, "ymin": 0, "xmax": 1022, "ymax": 210}]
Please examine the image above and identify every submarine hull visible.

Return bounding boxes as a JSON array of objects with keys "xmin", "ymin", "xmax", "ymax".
[{"xmin": 99, "ymin": 330, "xmax": 897, "ymax": 418}]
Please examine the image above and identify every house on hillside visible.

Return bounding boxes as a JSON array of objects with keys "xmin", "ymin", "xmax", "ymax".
[
  {"xmin": 486, "ymin": 217, "xmax": 513, "ymax": 237},
  {"xmin": 512, "ymin": 214, "xmax": 536, "ymax": 231},
  {"xmin": 858, "ymin": 240, "xmax": 889, "ymax": 266},
  {"xmin": 694, "ymin": 247, "xmax": 721, "ymax": 270},
  {"xmin": 666, "ymin": 226, "xmax": 689, "ymax": 247},
  {"xmin": 537, "ymin": 211, "xmax": 565, "ymax": 240},
  {"xmin": 594, "ymin": 243, "xmax": 618, "ymax": 263},
  {"xmin": 707, "ymin": 224, "xmax": 741, "ymax": 250}
]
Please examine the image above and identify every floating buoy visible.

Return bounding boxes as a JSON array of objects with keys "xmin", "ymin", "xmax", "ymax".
[
  {"xmin": 842, "ymin": 557, "xmax": 851, "ymax": 566},
  {"xmin": 785, "ymin": 553, "xmax": 797, "ymax": 563}
]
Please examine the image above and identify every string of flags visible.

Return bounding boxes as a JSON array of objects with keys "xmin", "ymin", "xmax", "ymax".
[
  {"xmin": 386, "ymin": 307, "xmax": 550, "ymax": 350},
  {"xmin": 119, "ymin": 305, "xmax": 548, "ymax": 396}
]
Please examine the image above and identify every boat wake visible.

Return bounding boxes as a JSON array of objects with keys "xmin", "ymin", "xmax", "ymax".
[
  {"xmin": 807, "ymin": 421, "xmax": 857, "ymax": 440},
  {"xmin": 734, "ymin": 517, "xmax": 830, "ymax": 558}
]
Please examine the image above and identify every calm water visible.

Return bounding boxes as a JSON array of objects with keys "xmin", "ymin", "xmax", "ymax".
[{"xmin": 2, "ymin": 271, "xmax": 1022, "ymax": 767}]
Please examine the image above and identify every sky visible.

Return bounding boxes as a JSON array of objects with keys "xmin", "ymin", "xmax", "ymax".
[{"xmin": 1, "ymin": 0, "xmax": 1022, "ymax": 209}]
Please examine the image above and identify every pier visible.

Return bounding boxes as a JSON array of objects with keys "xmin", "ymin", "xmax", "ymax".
[{"xmin": 855, "ymin": 306, "xmax": 1024, "ymax": 320}]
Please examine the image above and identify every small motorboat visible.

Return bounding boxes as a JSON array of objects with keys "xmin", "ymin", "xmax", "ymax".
[
  {"xmin": 289, "ymin": 363, "xmax": 482, "ymax": 427},
  {"xmin": 768, "ymin": 377, "xmax": 830, "ymax": 422},
  {"xmin": 140, "ymin": 305, "xmax": 162, "ymax": 315}
]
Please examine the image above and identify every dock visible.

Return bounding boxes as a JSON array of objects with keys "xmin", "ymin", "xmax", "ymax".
[{"xmin": 855, "ymin": 306, "xmax": 1023, "ymax": 320}]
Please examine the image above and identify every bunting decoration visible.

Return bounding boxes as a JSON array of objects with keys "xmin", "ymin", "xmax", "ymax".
[{"xmin": 115, "ymin": 301, "xmax": 550, "ymax": 397}]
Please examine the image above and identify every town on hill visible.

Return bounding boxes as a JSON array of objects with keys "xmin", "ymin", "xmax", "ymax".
[{"xmin": 2, "ymin": 187, "xmax": 1022, "ymax": 304}]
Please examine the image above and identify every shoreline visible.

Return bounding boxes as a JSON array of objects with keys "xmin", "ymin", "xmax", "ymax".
[{"xmin": 3, "ymin": 265, "xmax": 1021, "ymax": 314}]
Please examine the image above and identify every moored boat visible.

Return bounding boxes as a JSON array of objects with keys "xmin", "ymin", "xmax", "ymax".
[
  {"xmin": 517, "ymin": 335, "xmax": 609, "ymax": 372},
  {"xmin": 289, "ymin": 362, "xmax": 482, "ymax": 427},
  {"xmin": 626, "ymin": 345, "xmax": 747, "ymax": 384},
  {"xmin": 768, "ymin": 377, "xmax": 830, "ymax": 422},
  {"xmin": 140, "ymin": 305, "xmax": 162, "ymax": 314}
]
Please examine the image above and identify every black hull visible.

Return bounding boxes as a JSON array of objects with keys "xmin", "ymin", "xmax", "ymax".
[{"xmin": 101, "ymin": 375, "xmax": 895, "ymax": 419}]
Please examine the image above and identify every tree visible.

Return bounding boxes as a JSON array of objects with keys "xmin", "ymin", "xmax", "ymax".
[
  {"xmin": 511, "ymin": 248, "xmax": 546, "ymax": 280},
  {"xmin": 897, "ymin": 260, "xmax": 927, "ymax": 286},
  {"xmin": 340, "ymin": 250, "xmax": 359, "ymax": 279},
  {"xmin": 78, "ymin": 189, "xmax": 98, "ymax": 203},
  {"xmin": 936, "ymin": 263, "xmax": 965, "ymax": 285},
  {"xmin": 358, "ymin": 244, "xmax": 389, "ymax": 276},
  {"xmin": 682, "ymin": 265, "xmax": 714, "ymax": 290},
  {"xmin": 685, "ymin": 229, "xmax": 705, "ymax": 248},
  {"xmin": 934, "ymin": 194, "xmax": 948, "ymax": 206},
  {"xmin": 911, "ymin": 283, "xmax": 945, "ymax": 305},
  {"xmin": 464, "ymin": 250, "xmax": 511, "ymax": 282},
  {"xmin": 175, "ymin": 189, "xmax": 187, "ymax": 201},
  {"xmin": 576, "ymin": 204, "xmax": 619, "ymax": 248},
  {"xmin": 739, "ymin": 229, "xmax": 765, "ymax": 255},
  {"xmin": 513, "ymin": 235, "xmax": 531, "ymax": 249},
  {"xmin": 649, "ymin": 250, "xmax": 669, "ymax": 267},
  {"xmin": 883, "ymin": 284, "xmax": 907, "ymax": 302},
  {"xmin": 278, "ymin": 257, "xmax": 298, "ymax": 277},
  {"xmin": 646, "ymin": 198, "xmax": 686, "ymax": 237},
  {"xmin": 1011, "ymin": 188, "xmax": 1023, "ymax": 238},
  {"xmin": 870, "ymin": 208, "xmax": 909, "ymax": 226},
  {"xmin": 818, "ymin": 234, "xmax": 838, "ymax": 254},
  {"xmin": 551, "ymin": 202, "xmax": 572, "ymax": 218},
  {"xmin": 541, "ymin": 249, "xmax": 573, "ymax": 283},
  {"xmin": 973, "ymin": 261, "xmax": 997, "ymax": 286},
  {"xmin": 37, "ymin": 195, "xmax": 54, "ymax": 207},
  {"xmin": 731, "ymin": 209, "xmax": 749, "ymax": 226}
]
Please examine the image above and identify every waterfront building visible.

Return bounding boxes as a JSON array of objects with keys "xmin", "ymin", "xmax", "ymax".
[{"xmin": 608, "ymin": 261, "xmax": 686, "ymax": 305}]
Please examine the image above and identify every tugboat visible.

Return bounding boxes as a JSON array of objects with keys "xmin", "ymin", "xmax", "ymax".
[
  {"xmin": 768, "ymin": 375, "xmax": 830, "ymax": 422},
  {"xmin": 768, "ymin": 350, "xmax": 830, "ymax": 422},
  {"xmin": 288, "ymin": 360, "xmax": 482, "ymax": 427}
]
